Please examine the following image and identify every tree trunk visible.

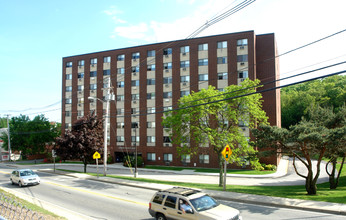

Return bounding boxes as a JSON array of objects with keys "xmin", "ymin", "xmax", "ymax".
[
  {"xmin": 218, "ymin": 153, "xmax": 223, "ymax": 187},
  {"xmin": 305, "ymin": 169, "xmax": 317, "ymax": 195},
  {"xmin": 328, "ymin": 158, "xmax": 337, "ymax": 189}
]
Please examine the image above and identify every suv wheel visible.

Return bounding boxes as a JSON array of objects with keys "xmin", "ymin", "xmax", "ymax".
[{"xmin": 156, "ymin": 213, "xmax": 166, "ymax": 220}]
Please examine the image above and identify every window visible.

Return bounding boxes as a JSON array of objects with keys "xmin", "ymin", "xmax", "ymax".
[
  {"xmin": 66, "ymin": 74, "xmax": 72, "ymax": 80},
  {"xmin": 218, "ymin": 72, "xmax": 228, "ymax": 80},
  {"xmin": 103, "ymin": 82, "xmax": 110, "ymax": 88},
  {"xmin": 147, "ymin": 50, "xmax": 155, "ymax": 57},
  {"xmin": 131, "ymin": 122, "xmax": 139, "ymax": 128},
  {"xmin": 198, "ymin": 43, "xmax": 208, "ymax": 51},
  {"xmin": 117, "ymin": 122, "xmax": 125, "ymax": 128},
  {"xmin": 217, "ymin": 41, "xmax": 227, "ymax": 49},
  {"xmin": 65, "ymin": 111, "xmax": 70, "ymax": 117},
  {"xmin": 117, "ymin": 68, "xmax": 125, "ymax": 74},
  {"xmin": 78, "ymin": 85, "xmax": 84, "ymax": 91},
  {"xmin": 132, "ymin": 94, "xmax": 139, "ymax": 100},
  {"xmin": 180, "ymin": 61, "xmax": 190, "ymax": 68},
  {"xmin": 163, "ymin": 106, "xmax": 172, "ymax": 111},
  {"xmin": 163, "ymin": 48, "xmax": 172, "ymax": 55},
  {"xmin": 103, "ymin": 69, "xmax": 110, "ymax": 76},
  {"xmin": 237, "ymin": 55, "xmax": 248, "ymax": 62},
  {"xmin": 117, "ymin": 95, "xmax": 125, "ymax": 101},
  {"xmin": 164, "ymin": 196, "xmax": 176, "ymax": 209},
  {"xmin": 78, "ymin": 72, "xmax": 84, "ymax": 79},
  {"xmin": 163, "ymin": 153, "xmax": 173, "ymax": 162},
  {"xmin": 116, "ymin": 136, "xmax": 124, "ymax": 142},
  {"xmin": 147, "ymin": 152, "xmax": 156, "ymax": 161},
  {"xmin": 181, "ymin": 154, "xmax": 191, "ymax": 163},
  {"xmin": 152, "ymin": 194, "xmax": 166, "ymax": 204},
  {"xmin": 103, "ymin": 56, "xmax": 111, "ymax": 63},
  {"xmin": 163, "ymin": 62, "xmax": 172, "ymax": 70},
  {"xmin": 131, "ymin": 80, "xmax": 139, "ymax": 87},
  {"xmin": 180, "ymin": 90, "xmax": 190, "ymax": 97},
  {"xmin": 180, "ymin": 46, "xmax": 189, "ymax": 53},
  {"xmin": 163, "ymin": 136, "xmax": 171, "ymax": 143},
  {"xmin": 90, "ymin": 71, "xmax": 97, "ymax": 77},
  {"xmin": 117, "ymin": 81, "xmax": 124, "ymax": 88},
  {"xmin": 180, "ymin": 76, "xmax": 190, "ymax": 83},
  {"xmin": 90, "ymin": 84, "xmax": 97, "ymax": 90},
  {"xmin": 147, "ymin": 78, "xmax": 155, "ymax": 85},
  {"xmin": 198, "ymin": 59, "xmax": 208, "ymax": 66},
  {"xmin": 147, "ymin": 136, "xmax": 156, "ymax": 143},
  {"xmin": 163, "ymin": 77, "xmax": 172, "ymax": 84},
  {"xmin": 217, "ymin": 57, "xmax": 227, "ymax": 64},
  {"xmin": 147, "ymin": 64, "xmax": 155, "ymax": 71},
  {"xmin": 90, "ymin": 58, "xmax": 97, "ymax": 65},
  {"xmin": 65, "ymin": 98, "xmax": 72, "ymax": 104},
  {"xmin": 65, "ymin": 123, "xmax": 71, "ymax": 129},
  {"xmin": 78, "ymin": 110, "xmax": 84, "ymax": 117},
  {"xmin": 147, "ymin": 92, "xmax": 155, "ymax": 100},
  {"xmin": 66, "ymin": 62, "xmax": 72, "ymax": 67},
  {"xmin": 199, "ymin": 155, "xmax": 209, "ymax": 164},
  {"xmin": 78, "ymin": 60, "xmax": 84, "ymax": 66},
  {"xmin": 117, "ymin": 108, "xmax": 124, "ymax": 114},
  {"xmin": 237, "ymin": 39, "xmax": 248, "ymax": 46},
  {"xmin": 131, "ymin": 108, "xmax": 138, "ymax": 114},
  {"xmin": 147, "ymin": 107, "xmax": 155, "ymax": 113},
  {"xmin": 147, "ymin": 122, "xmax": 156, "ymax": 128},
  {"xmin": 218, "ymin": 88, "xmax": 225, "ymax": 92},
  {"xmin": 199, "ymin": 74, "xmax": 208, "ymax": 81},
  {"xmin": 163, "ymin": 92, "xmax": 172, "ymax": 98},
  {"xmin": 117, "ymin": 54, "xmax": 125, "ymax": 61},
  {"xmin": 132, "ymin": 52, "xmax": 140, "ymax": 60},
  {"xmin": 65, "ymin": 86, "xmax": 72, "ymax": 92},
  {"xmin": 131, "ymin": 136, "xmax": 139, "ymax": 142},
  {"xmin": 132, "ymin": 66, "xmax": 139, "ymax": 73},
  {"xmin": 238, "ymin": 71, "xmax": 248, "ymax": 79}
]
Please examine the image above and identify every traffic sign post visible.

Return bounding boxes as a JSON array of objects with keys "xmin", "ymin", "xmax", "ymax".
[
  {"xmin": 93, "ymin": 152, "xmax": 101, "ymax": 178},
  {"xmin": 221, "ymin": 145, "xmax": 232, "ymax": 191},
  {"xmin": 52, "ymin": 150, "xmax": 56, "ymax": 173}
]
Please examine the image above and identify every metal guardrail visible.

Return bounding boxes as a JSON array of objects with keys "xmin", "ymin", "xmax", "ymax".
[{"xmin": 0, "ymin": 193, "xmax": 45, "ymax": 220}]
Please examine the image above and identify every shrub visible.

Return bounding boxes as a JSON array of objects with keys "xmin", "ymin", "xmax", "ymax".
[{"xmin": 123, "ymin": 156, "xmax": 143, "ymax": 167}]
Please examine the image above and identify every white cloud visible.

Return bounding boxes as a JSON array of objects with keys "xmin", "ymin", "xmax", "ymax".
[{"xmin": 103, "ymin": 6, "xmax": 126, "ymax": 24}]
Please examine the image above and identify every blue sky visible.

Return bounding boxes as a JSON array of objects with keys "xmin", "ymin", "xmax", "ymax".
[{"xmin": 1, "ymin": 0, "xmax": 345, "ymax": 122}]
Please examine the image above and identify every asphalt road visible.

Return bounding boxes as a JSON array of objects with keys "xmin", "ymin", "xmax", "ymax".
[{"xmin": 0, "ymin": 164, "xmax": 345, "ymax": 220}]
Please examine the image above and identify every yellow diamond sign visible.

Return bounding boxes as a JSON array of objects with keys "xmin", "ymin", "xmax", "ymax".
[
  {"xmin": 222, "ymin": 145, "xmax": 232, "ymax": 161},
  {"xmin": 93, "ymin": 151, "xmax": 101, "ymax": 159}
]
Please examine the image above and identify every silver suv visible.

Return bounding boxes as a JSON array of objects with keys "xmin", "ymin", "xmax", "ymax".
[{"xmin": 148, "ymin": 187, "xmax": 242, "ymax": 220}]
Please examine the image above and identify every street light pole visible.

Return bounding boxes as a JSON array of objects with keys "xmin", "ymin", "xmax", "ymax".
[
  {"xmin": 103, "ymin": 77, "xmax": 110, "ymax": 176},
  {"xmin": 134, "ymin": 125, "xmax": 138, "ymax": 178},
  {"xmin": 6, "ymin": 115, "xmax": 11, "ymax": 161}
]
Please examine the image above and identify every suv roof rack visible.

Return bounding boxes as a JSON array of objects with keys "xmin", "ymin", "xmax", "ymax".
[{"xmin": 160, "ymin": 187, "xmax": 201, "ymax": 196}]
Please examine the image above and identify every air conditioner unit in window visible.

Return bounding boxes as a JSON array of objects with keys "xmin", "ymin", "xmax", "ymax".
[
  {"xmin": 182, "ymin": 82, "xmax": 187, "ymax": 86},
  {"xmin": 133, "ymin": 58, "xmax": 137, "ymax": 61},
  {"xmin": 133, "ymin": 100, "xmax": 137, "ymax": 104},
  {"xmin": 165, "ymin": 144, "xmax": 170, "ymax": 147},
  {"xmin": 91, "ymin": 90, "xmax": 95, "ymax": 93},
  {"xmin": 242, "ymin": 128, "xmax": 246, "ymax": 131},
  {"xmin": 165, "ymin": 99, "xmax": 169, "ymax": 102},
  {"xmin": 79, "ymin": 66, "xmax": 82, "ymax": 68},
  {"xmin": 182, "ymin": 52, "xmax": 186, "ymax": 56},
  {"xmin": 240, "ymin": 46, "xmax": 245, "ymax": 49},
  {"xmin": 78, "ymin": 104, "xmax": 81, "ymax": 107},
  {"xmin": 165, "ymin": 84, "xmax": 169, "ymax": 87},
  {"xmin": 78, "ymin": 78, "xmax": 82, "ymax": 81},
  {"xmin": 240, "ymin": 62, "xmax": 245, "ymax": 65},
  {"xmin": 165, "ymin": 55, "xmax": 169, "ymax": 58},
  {"xmin": 182, "ymin": 67, "xmax": 186, "ymax": 71},
  {"xmin": 91, "ymin": 64, "xmax": 95, "ymax": 67},
  {"xmin": 240, "ymin": 78, "xmax": 245, "ymax": 82},
  {"xmin": 165, "ymin": 69, "xmax": 169, "ymax": 73},
  {"xmin": 133, "ymin": 72, "xmax": 137, "ymax": 76}
]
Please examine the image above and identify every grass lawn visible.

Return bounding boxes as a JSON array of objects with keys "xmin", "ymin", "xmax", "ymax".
[
  {"xmin": 58, "ymin": 164, "xmax": 346, "ymax": 204},
  {"xmin": 144, "ymin": 165, "xmax": 276, "ymax": 175}
]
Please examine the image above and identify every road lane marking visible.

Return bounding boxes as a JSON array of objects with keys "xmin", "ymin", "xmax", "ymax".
[
  {"xmin": 0, "ymin": 171, "xmax": 10, "ymax": 174},
  {"xmin": 45, "ymin": 181, "xmax": 148, "ymax": 207}
]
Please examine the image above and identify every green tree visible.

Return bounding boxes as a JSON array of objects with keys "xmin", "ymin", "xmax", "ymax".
[
  {"xmin": 253, "ymin": 105, "xmax": 346, "ymax": 194},
  {"xmin": 281, "ymin": 75, "xmax": 345, "ymax": 128},
  {"xmin": 0, "ymin": 114, "xmax": 59, "ymax": 157},
  {"xmin": 163, "ymin": 79, "xmax": 268, "ymax": 187},
  {"xmin": 55, "ymin": 113, "xmax": 104, "ymax": 173},
  {"xmin": 0, "ymin": 117, "xmax": 7, "ymax": 128}
]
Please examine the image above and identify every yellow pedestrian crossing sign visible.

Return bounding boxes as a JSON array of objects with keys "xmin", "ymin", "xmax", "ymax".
[
  {"xmin": 93, "ymin": 151, "xmax": 101, "ymax": 159},
  {"xmin": 222, "ymin": 145, "xmax": 232, "ymax": 161}
]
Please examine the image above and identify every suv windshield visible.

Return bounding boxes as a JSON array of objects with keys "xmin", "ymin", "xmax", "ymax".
[{"xmin": 190, "ymin": 195, "xmax": 219, "ymax": 211}]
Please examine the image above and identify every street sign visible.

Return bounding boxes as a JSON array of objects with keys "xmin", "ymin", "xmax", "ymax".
[
  {"xmin": 52, "ymin": 150, "xmax": 56, "ymax": 158},
  {"xmin": 221, "ymin": 145, "xmax": 232, "ymax": 161},
  {"xmin": 93, "ymin": 151, "xmax": 101, "ymax": 159}
]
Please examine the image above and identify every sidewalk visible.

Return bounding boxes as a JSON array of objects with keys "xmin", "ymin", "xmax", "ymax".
[{"xmin": 33, "ymin": 157, "xmax": 346, "ymax": 216}]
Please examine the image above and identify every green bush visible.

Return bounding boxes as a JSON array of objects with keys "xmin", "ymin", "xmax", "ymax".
[
  {"xmin": 123, "ymin": 156, "xmax": 143, "ymax": 167},
  {"xmin": 261, "ymin": 163, "xmax": 277, "ymax": 171}
]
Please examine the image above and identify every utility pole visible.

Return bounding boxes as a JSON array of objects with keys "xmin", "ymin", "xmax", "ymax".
[
  {"xmin": 6, "ymin": 115, "xmax": 11, "ymax": 161},
  {"xmin": 134, "ymin": 124, "xmax": 138, "ymax": 178}
]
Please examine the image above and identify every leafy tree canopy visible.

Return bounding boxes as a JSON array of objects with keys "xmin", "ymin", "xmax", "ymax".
[
  {"xmin": 0, "ymin": 114, "xmax": 60, "ymax": 157},
  {"xmin": 281, "ymin": 75, "xmax": 345, "ymax": 128},
  {"xmin": 163, "ymin": 79, "xmax": 268, "ymax": 186}
]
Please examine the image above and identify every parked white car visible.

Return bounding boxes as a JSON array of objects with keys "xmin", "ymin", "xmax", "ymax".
[{"xmin": 10, "ymin": 169, "xmax": 40, "ymax": 187}]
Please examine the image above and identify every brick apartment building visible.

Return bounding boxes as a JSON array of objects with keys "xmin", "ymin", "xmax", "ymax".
[{"xmin": 62, "ymin": 30, "xmax": 281, "ymax": 168}]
